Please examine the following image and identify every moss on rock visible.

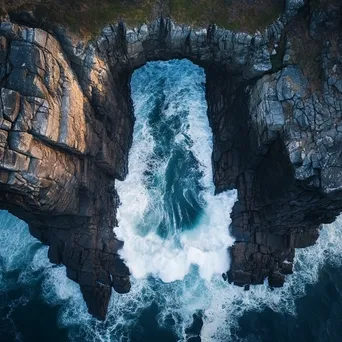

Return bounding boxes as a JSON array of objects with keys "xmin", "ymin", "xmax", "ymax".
[{"xmin": 3, "ymin": 0, "xmax": 284, "ymax": 38}]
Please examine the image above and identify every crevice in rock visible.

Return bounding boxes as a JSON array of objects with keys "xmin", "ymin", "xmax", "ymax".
[{"xmin": 0, "ymin": 0, "xmax": 341, "ymax": 320}]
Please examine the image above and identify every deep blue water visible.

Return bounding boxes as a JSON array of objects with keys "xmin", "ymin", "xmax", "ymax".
[
  {"xmin": 1, "ymin": 60, "xmax": 342, "ymax": 342},
  {"xmin": 237, "ymin": 264, "xmax": 342, "ymax": 342}
]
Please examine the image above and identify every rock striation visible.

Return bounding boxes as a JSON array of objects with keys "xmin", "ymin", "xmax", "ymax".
[
  {"xmin": 0, "ymin": 0, "xmax": 341, "ymax": 318},
  {"xmin": 0, "ymin": 21, "xmax": 132, "ymax": 320}
]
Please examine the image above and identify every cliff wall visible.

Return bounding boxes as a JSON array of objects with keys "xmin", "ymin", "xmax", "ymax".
[{"xmin": 0, "ymin": 0, "xmax": 341, "ymax": 319}]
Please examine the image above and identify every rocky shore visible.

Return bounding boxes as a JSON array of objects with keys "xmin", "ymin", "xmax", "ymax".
[{"xmin": 0, "ymin": 0, "xmax": 341, "ymax": 319}]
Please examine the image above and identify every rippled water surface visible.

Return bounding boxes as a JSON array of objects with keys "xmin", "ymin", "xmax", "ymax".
[{"xmin": 1, "ymin": 60, "xmax": 342, "ymax": 342}]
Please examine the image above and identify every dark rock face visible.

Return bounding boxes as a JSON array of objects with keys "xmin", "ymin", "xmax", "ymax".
[
  {"xmin": 0, "ymin": 0, "xmax": 342, "ymax": 319},
  {"xmin": 0, "ymin": 23, "xmax": 132, "ymax": 320}
]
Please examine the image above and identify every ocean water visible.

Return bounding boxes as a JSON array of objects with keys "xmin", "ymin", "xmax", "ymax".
[{"xmin": 1, "ymin": 59, "xmax": 342, "ymax": 342}]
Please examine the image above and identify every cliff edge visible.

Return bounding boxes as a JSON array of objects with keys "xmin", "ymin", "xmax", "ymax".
[{"xmin": 0, "ymin": 0, "xmax": 341, "ymax": 319}]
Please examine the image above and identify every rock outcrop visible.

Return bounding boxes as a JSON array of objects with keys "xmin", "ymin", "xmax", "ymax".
[
  {"xmin": 0, "ymin": 0, "xmax": 341, "ymax": 318},
  {"xmin": 0, "ymin": 22, "xmax": 132, "ymax": 320}
]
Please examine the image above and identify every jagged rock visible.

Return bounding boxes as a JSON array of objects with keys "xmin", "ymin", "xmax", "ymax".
[
  {"xmin": 285, "ymin": 0, "xmax": 306, "ymax": 17},
  {"xmin": 0, "ymin": 1, "xmax": 342, "ymax": 320},
  {"xmin": 0, "ymin": 24, "xmax": 131, "ymax": 320},
  {"xmin": 0, "ymin": 88, "xmax": 20, "ymax": 122}
]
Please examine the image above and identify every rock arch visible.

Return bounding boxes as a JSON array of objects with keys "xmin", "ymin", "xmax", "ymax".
[{"xmin": 0, "ymin": 0, "xmax": 342, "ymax": 319}]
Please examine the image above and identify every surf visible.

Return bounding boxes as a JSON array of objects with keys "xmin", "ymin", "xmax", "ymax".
[{"xmin": 1, "ymin": 59, "xmax": 342, "ymax": 342}]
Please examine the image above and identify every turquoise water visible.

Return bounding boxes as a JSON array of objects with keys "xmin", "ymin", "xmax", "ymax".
[{"xmin": 1, "ymin": 60, "xmax": 342, "ymax": 342}]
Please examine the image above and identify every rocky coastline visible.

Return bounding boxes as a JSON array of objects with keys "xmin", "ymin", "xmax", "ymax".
[{"xmin": 0, "ymin": 0, "xmax": 341, "ymax": 319}]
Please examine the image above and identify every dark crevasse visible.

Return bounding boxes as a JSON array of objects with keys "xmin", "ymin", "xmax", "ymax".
[{"xmin": 1, "ymin": 60, "xmax": 342, "ymax": 342}]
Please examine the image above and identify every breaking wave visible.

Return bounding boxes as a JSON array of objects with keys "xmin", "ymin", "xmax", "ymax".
[
  {"xmin": 115, "ymin": 59, "xmax": 237, "ymax": 282},
  {"xmin": 1, "ymin": 60, "xmax": 342, "ymax": 341}
]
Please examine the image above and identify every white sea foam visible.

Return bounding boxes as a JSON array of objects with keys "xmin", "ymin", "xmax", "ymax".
[
  {"xmin": 116, "ymin": 59, "xmax": 237, "ymax": 283},
  {"xmin": 58, "ymin": 216, "xmax": 342, "ymax": 341},
  {"xmin": 1, "ymin": 60, "xmax": 342, "ymax": 342},
  {"xmin": 1, "ymin": 200, "xmax": 340, "ymax": 342}
]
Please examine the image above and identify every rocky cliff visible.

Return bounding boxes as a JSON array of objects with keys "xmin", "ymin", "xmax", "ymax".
[{"xmin": 0, "ymin": 0, "xmax": 341, "ymax": 319}]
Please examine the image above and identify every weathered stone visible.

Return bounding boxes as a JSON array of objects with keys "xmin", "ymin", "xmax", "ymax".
[
  {"xmin": 285, "ymin": 0, "xmax": 305, "ymax": 17},
  {"xmin": 268, "ymin": 272, "xmax": 285, "ymax": 287},
  {"xmin": 0, "ymin": 20, "xmax": 132, "ymax": 320},
  {"xmin": 0, "ymin": 36, "xmax": 7, "ymax": 64},
  {"xmin": 8, "ymin": 131, "xmax": 33, "ymax": 156},
  {"xmin": 9, "ymin": 41, "xmax": 45, "ymax": 77},
  {"xmin": 0, "ymin": 129, "xmax": 7, "ymax": 147},
  {"xmin": 0, "ymin": 148, "xmax": 30, "ymax": 171},
  {"xmin": 0, "ymin": 1, "xmax": 342, "ymax": 321},
  {"xmin": 1, "ymin": 88, "xmax": 20, "ymax": 122},
  {"xmin": 7, "ymin": 69, "xmax": 47, "ymax": 98},
  {"xmin": 0, "ymin": 118, "xmax": 11, "ymax": 130}
]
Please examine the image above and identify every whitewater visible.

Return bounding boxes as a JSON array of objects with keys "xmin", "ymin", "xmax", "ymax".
[
  {"xmin": 115, "ymin": 59, "xmax": 237, "ymax": 282},
  {"xmin": 1, "ymin": 59, "xmax": 342, "ymax": 341}
]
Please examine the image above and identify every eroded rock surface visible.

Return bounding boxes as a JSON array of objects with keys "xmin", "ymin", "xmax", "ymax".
[
  {"xmin": 0, "ymin": 0, "xmax": 341, "ymax": 318},
  {"xmin": 0, "ymin": 22, "xmax": 132, "ymax": 320}
]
